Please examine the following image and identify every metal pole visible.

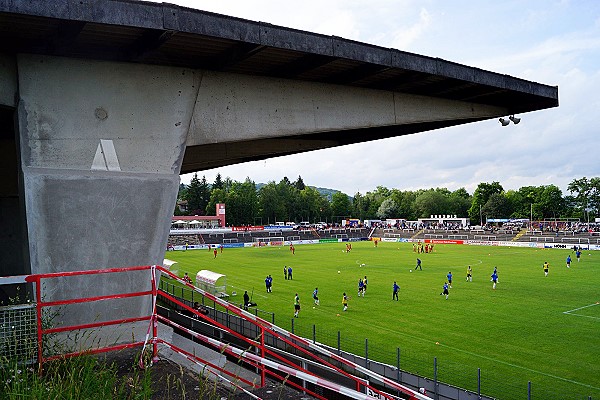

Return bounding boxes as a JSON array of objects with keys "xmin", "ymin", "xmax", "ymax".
[
  {"xmin": 291, "ymin": 318, "xmax": 294, "ymax": 334},
  {"xmin": 396, "ymin": 347, "xmax": 401, "ymax": 396},
  {"xmin": 365, "ymin": 338, "xmax": 368, "ymax": 368},
  {"xmin": 528, "ymin": 381, "xmax": 531, "ymax": 400},
  {"xmin": 312, "ymin": 324, "xmax": 316, "ymax": 344},
  {"xmin": 337, "ymin": 331, "xmax": 341, "ymax": 354},
  {"xmin": 478, "ymin": 368, "xmax": 481, "ymax": 398},
  {"xmin": 434, "ymin": 357, "xmax": 438, "ymax": 400}
]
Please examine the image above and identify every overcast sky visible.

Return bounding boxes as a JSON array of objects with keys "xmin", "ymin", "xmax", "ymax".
[{"xmin": 151, "ymin": 0, "xmax": 600, "ymax": 196}]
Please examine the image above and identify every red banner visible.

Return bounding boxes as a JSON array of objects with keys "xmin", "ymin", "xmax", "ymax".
[
  {"xmin": 425, "ymin": 239, "xmax": 464, "ymax": 244},
  {"xmin": 231, "ymin": 226, "xmax": 264, "ymax": 231}
]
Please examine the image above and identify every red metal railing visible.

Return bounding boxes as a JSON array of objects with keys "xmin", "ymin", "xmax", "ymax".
[{"xmin": 18, "ymin": 264, "xmax": 430, "ymax": 400}]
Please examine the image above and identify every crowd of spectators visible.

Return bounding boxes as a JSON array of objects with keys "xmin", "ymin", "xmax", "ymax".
[{"xmin": 532, "ymin": 221, "xmax": 600, "ymax": 234}]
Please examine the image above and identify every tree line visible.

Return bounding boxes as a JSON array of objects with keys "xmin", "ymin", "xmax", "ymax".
[{"xmin": 178, "ymin": 173, "xmax": 600, "ymax": 227}]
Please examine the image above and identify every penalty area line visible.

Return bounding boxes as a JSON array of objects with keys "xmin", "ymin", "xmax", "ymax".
[{"xmin": 563, "ymin": 302, "xmax": 600, "ymax": 314}]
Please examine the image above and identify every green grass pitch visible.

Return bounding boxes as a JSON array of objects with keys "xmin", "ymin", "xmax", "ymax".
[{"xmin": 163, "ymin": 242, "xmax": 600, "ymax": 400}]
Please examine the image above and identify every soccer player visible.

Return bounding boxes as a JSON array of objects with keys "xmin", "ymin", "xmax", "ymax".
[
  {"xmin": 440, "ymin": 282, "xmax": 449, "ymax": 299},
  {"xmin": 288, "ymin": 266, "xmax": 293, "ymax": 279},
  {"xmin": 313, "ymin": 287, "xmax": 319, "ymax": 305},
  {"xmin": 466, "ymin": 265, "xmax": 472, "ymax": 282},
  {"xmin": 358, "ymin": 278, "xmax": 364, "ymax": 297},
  {"xmin": 566, "ymin": 255, "xmax": 571, "ymax": 268},
  {"xmin": 183, "ymin": 272, "xmax": 192, "ymax": 284},
  {"xmin": 447, "ymin": 271, "xmax": 453, "ymax": 288},
  {"xmin": 576, "ymin": 249, "xmax": 581, "ymax": 262},
  {"xmin": 543, "ymin": 261, "xmax": 549, "ymax": 277},
  {"xmin": 265, "ymin": 275, "xmax": 270, "ymax": 292},
  {"xmin": 284, "ymin": 265, "xmax": 287, "ymax": 280},
  {"xmin": 415, "ymin": 258, "xmax": 422, "ymax": 270},
  {"xmin": 294, "ymin": 293, "xmax": 300, "ymax": 317},
  {"xmin": 363, "ymin": 276, "xmax": 368, "ymax": 293},
  {"xmin": 491, "ymin": 270, "xmax": 498, "ymax": 289},
  {"xmin": 392, "ymin": 281, "xmax": 400, "ymax": 300},
  {"xmin": 342, "ymin": 292, "xmax": 349, "ymax": 311}
]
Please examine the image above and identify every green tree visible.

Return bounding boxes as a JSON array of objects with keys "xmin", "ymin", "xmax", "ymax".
[
  {"xmin": 206, "ymin": 188, "xmax": 227, "ymax": 221},
  {"xmin": 185, "ymin": 173, "xmax": 210, "ymax": 215},
  {"xmin": 390, "ymin": 189, "xmax": 418, "ymax": 221},
  {"xmin": 213, "ymin": 173, "xmax": 223, "ymax": 190},
  {"xmin": 414, "ymin": 189, "xmax": 451, "ymax": 218},
  {"xmin": 538, "ymin": 185, "xmax": 565, "ymax": 219},
  {"xmin": 469, "ymin": 182, "xmax": 503, "ymax": 224},
  {"xmin": 293, "ymin": 175, "xmax": 306, "ymax": 191},
  {"xmin": 449, "ymin": 188, "xmax": 472, "ymax": 217},
  {"xmin": 331, "ymin": 192, "xmax": 352, "ymax": 222},
  {"xmin": 376, "ymin": 198, "xmax": 397, "ymax": 219},
  {"xmin": 258, "ymin": 182, "xmax": 286, "ymax": 224},
  {"xmin": 568, "ymin": 177, "xmax": 600, "ymax": 222},
  {"xmin": 481, "ymin": 192, "xmax": 512, "ymax": 220}
]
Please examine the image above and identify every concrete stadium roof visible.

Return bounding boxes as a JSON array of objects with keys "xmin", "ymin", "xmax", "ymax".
[{"xmin": 0, "ymin": 0, "xmax": 559, "ymax": 171}]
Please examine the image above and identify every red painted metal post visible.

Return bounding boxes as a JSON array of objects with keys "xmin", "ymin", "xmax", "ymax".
[
  {"xmin": 151, "ymin": 265, "xmax": 159, "ymax": 363},
  {"xmin": 260, "ymin": 325, "xmax": 266, "ymax": 387},
  {"xmin": 34, "ymin": 276, "xmax": 43, "ymax": 374}
]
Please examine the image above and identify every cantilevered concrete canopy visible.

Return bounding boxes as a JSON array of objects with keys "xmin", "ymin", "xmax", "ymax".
[
  {"xmin": 0, "ymin": 0, "xmax": 557, "ymax": 345},
  {"xmin": 0, "ymin": 0, "xmax": 558, "ymax": 172}
]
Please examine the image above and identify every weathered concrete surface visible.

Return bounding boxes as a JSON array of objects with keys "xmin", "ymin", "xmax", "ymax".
[
  {"xmin": 16, "ymin": 55, "xmax": 198, "ymax": 339},
  {"xmin": 190, "ymin": 71, "xmax": 505, "ymax": 146}
]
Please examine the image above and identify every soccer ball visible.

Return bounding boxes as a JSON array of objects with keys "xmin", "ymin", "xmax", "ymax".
[
  {"xmin": 410, "ymin": 269, "xmax": 412, "ymax": 272},
  {"xmin": 361, "ymin": 263, "xmax": 365, "ymax": 267},
  {"xmin": 337, "ymin": 270, "xmax": 341, "ymax": 274}
]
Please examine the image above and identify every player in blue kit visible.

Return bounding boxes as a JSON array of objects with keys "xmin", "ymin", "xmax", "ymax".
[
  {"xmin": 392, "ymin": 281, "xmax": 400, "ymax": 300},
  {"xmin": 440, "ymin": 282, "xmax": 449, "ymax": 299}
]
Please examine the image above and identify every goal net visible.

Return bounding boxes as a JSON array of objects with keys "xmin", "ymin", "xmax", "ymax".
[{"xmin": 253, "ymin": 236, "xmax": 285, "ymax": 243}]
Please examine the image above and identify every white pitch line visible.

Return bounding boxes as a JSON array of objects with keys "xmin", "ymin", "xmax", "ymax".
[
  {"xmin": 369, "ymin": 321, "xmax": 600, "ymax": 391},
  {"xmin": 563, "ymin": 313, "xmax": 600, "ymax": 321},
  {"xmin": 563, "ymin": 303, "xmax": 599, "ymax": 314}
]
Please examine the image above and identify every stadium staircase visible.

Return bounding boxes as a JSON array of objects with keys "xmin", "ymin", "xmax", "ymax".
[
  {"xmin": 512, "ymin": 228, "xmax": 528, "ymax": 241},
  {"xmin": 411, "ymin": 228, "xmax": 425, "ymax": 239},
  {"xmin": 310, "ymin": 228, "xmax": 321, "ymax": 238}
]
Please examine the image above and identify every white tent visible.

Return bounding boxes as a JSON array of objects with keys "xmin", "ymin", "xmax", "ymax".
[
  {"xmin": 195, "ymin": 270, "xmax": 227, "ymax": 296},
  {"xmin": 162, "ymin": 259, "xmax": 178, "ymax": 270}
]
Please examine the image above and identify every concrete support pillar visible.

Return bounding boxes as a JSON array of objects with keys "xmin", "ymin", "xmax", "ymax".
[{"xmin": 15, "ymin": 55, "xmax": 199, "ymax": 344}]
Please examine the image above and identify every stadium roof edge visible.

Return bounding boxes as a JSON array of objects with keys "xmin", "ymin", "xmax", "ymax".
[{"xmin": 0, "ymin": 0, "xmax": 558, "ymax": 115}]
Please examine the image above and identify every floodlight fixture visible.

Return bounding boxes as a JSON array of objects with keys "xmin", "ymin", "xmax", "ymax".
[
  {"xmin": 499, "ymin": 118, "xmax": 510, "ymax": 126},
  {"xmin": 509, "ymin": 115, "xmax": 521, "ymax": 124}
]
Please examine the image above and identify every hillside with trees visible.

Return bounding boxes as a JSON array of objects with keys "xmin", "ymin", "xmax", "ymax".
[{"xmin": 177, "ymin": 173, "xmax": 600, "ymax": 226}]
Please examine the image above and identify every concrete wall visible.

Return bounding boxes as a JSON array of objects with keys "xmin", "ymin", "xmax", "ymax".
[{"xmin": 15, "ymin": 55, "xmax": 199, "ymax": 342}]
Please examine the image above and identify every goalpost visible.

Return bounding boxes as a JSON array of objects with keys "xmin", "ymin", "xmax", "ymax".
[{"xmin": 253, "ymin": 236, "xmax": 285, "ymax": 244}]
